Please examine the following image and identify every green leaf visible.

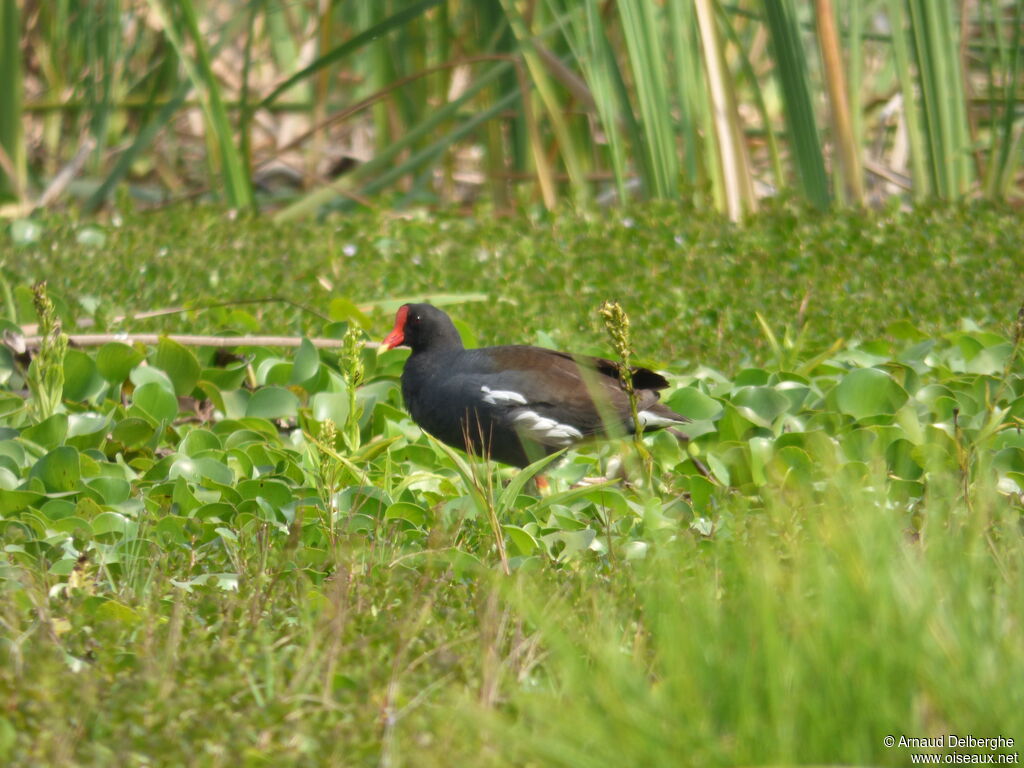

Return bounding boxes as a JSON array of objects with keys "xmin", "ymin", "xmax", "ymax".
[
  {"xmin": 179, "ymin": 428, "xmax": 222, "ymax": 456},
  {"xmin": 497, "ymin": 449, "xmax": 566, "ymax": 513},
  {"xmin": 503, "ymin": 524, "xmax": 538, "ymax": 556},
  {"xmin": 0, "ymin": 488, "xmax": 45, "ymax": 514},
  {"xmin": 835, "ymin": 368, "xmax": 909, "ymax": 420},
  {"xmin": 201, "ymin": 361, "xmax": 249, "ymax": 390},
  {"xmin": 85, "ymin": 477, "xmax": 131, "ymax": 505},
  {"xmin": 29, "ymin": 446, "xmax": 81, "ymax": 493},
  {"xmin": 246, "ymin": 387, "xmax": 298, "ymax": 420},
  {"xmin": 21, "ymin": 413, "xmax": 68, "ymax": 449},
  {"xmin": 731, "ymin": 386, "xmax": 791, "ymax": 424},
  {"xmin": 92, "ymin": 511, "xmax": 130, "ymax": 539},
  {"xmin": 385, "ymin": 501, "xmax": 429, "ymax": 528},
  {"xmin": 310, "ymin": 390, "xmax": 350, "ymax": 425},
  {"xmin": 169, "ymin": 457, "xmax": 234, "ymax": 486},
  {"xmin": 62, "ymin": 349, "xmax": 105, "ymax": 402},
  {"xmin": 666, "ymin": 387, "xmax": 723, "ymax": 420},
  {"xmin": 152, "ymin": 337, "xmax": 202, "ymax": 396},
  {"xmin": 110, "ymin": 417, "xmax": 155, "ymax": 448},
  {"xmin": 96, "ymin": 342, "xmax": 144, "ymax": 383},
  {"xmin": 290, "ymin": 339, "xmax": 321, "ymax": 385},
  {"xmin": 132, "ymin": 382, "xmax": 179, "ymax": 423}
]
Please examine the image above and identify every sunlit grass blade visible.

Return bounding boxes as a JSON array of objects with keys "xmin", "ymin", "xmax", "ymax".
[
  {"xmin": 146, "ymin": 0, "xmax": 254, "ymax": 209},
  {"xmin": 617, "ymin": 0, "xmax": 678, "ymax": 199},
  {"xmin": 0, "ymin": 0, "xmax": 26, "ymax": 202},
  {"xmin": 762, "ymin": 0, "xmax": 830, "ymax": 210},
  {"xmin": 985, "ymin": 0, "xmax": 1022, "ymax": 198},
  {"xmin": 884, "ymin": 0, "xmax": 929, "ymax": 200},
  {"xmin": 499, "ymin": 0, "xmax": 590, "ymax": 206},
  {"xmin": 906, "ymin": 0, "xmax": 973, "ymax": 198},
  {"xmin": 547, "ymin": 0, "xmax": 630, "ymax": 204},
  {"xmin": 258, "ymin": 0, "xmax": 444, "ymax": 110}
]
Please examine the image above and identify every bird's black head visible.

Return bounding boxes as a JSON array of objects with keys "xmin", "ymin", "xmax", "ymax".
[{"xmin": 381, "ymin": 303, "xmax": 464, "ymax": 353}]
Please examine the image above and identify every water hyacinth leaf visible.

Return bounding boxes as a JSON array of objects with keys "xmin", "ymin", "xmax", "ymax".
[
  {"xmin": 152, "ymin": 337, "xmax": 202, "ymax": 396},
  {"xmin": 385, "ymin": 501, "xmax": 429, "ymax": 528},
  {"xmin": 0, "ymin": 489, "xmax": 45, "ymax": 514},
  {"xmin": 172, "ymin": 476, "xmax": 200, "ymax": 516},
  {"xmin": 716, "ymin": 403, "xmax": 757, "ymax": 442},
  {"xmin": 9, "ymin": 220, "xmax": 41, "ymax": 245},
  {"xmin": 130, "ymin": 365, "xmax": 176, "ymax": 394},
  {"xmin": 260, "ymin": 362, "xmax": 293, "ymax": 387},
  {"xmin": 85, "ymin": 477, "xmax": 132, "ymax": 505},
  {"xmin": 237, "ymin": 478, "xmax": 293, "ymax": 507},
  {"xmin": 194, "ymin": 502, "xmax": 237, "ymax": 522},
  {"xmin": 132, "ymin": 382, "xmax": 179, "ymax": 423},
  {"xmin": 92, "ymin": 511, "xmax": 131, "ymax": 540},
  {"xmin": 665, "ymin": 387, "xmax": 723, "ymax": 420},
  {"xmin": 310, "ymin": 391, "xmax": 349, "ymax": 425},
  {"xmin": 290, "ymin": 339, "xmax": 321, "ymax": 385},
  {"xmin": 245, "ymin": 387, "xmax": 298, "ymax": 420},
  {"xmin": 169, "ymin": 457, "xmax": 234, "ymax": 486},
  {"xmin": 29, "ymin": 446, "xmax": 81, "ymax": 493},
  {"xmin": 21, "ymin": 413, "xmax": 68, "ymax": 450},
  {"xmin": 61, "ymin": 349, "xmax": 104, "ymax": 402},
  {"xmin": 96, "ymin": 343, "xmax": 144, "ymax": 383},
  {"xmin": 503, "ymin": 525, "xmax": 538, "ymax": 556},
  {"xmin": 179, "ymin": 428, "xmax": 222, "ymax": 457},
  {"xmin": 0, "ymin": 466, "xmax": 18, "ymax": 490},
  {"xmin": 111, "ymin": 418, "xmax": 155, "ymax": 448},
  {"xmin": 732, "ymin": 386, "xmax": 791, "ymax": 424},
  {"xmin": 835, "ymin": 368, "xmax": 909, "ymax": 420},
  {"xmin": 201, "ymin": 362, "xmax": 249, "ymax": 391},
  {"xmin": 67, "ymin": 413, "xmax": 108, "ymax": 440}
]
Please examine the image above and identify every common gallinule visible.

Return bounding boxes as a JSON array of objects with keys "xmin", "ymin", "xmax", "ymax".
[{"xmin": 381, "ymin": 303, "xmax": 689, "ymax": 468}]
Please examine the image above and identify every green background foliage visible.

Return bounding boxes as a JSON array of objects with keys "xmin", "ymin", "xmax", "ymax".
[{"xmin": 0, "ymin": 204, "xmax": 1022, "ymax": 765}]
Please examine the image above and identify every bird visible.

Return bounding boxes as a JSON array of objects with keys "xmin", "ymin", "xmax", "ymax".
[{"xmin": 380, "ymin": 303, "xmax": 690, "ymax": 469}]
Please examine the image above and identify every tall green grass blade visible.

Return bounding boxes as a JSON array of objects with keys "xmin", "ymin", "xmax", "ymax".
[
  {"xmin": 264, "ymin": 1, "xmax": 310, "ymax": 104},
  {"xmin": 499, "ymin": 0, "xmax": 591, "ymax": 206},
  {"xmin": 147, "ymin": 0, "xmax": 254, "ymax": 209},
  {"xmin": 907, "ymin": 0, "xmax": 973, "ymax": 198},
  {"xmin": 716, "ymin": 3, "xmax": 786, "ymax": 193},
  {"xmin": 547, "ymin": 0, "xmax": 629, "ymax": 204},
  {"xmin": 884, "ymin": 0, "xmax": 928, "ymax": 200},
  {"xmin": 84, "ymin": 14, "xmax": 244, "ymax": 213},
  {"xmin": 82, "ymin": 0, "xmax": 121, "ymax": 173},
  {"xmin": 667, "ymin": 0, "xmax": 703, "ymax": 193},
  {"xmin": 0, "ymin": 0, "xmax": 26, "ymax": 202},
  {"xmin": 617, "ymin": 0, "xmax": 678, "ymax": 198},
  {"xmin": 762, "ymin": 0, "xmax": 830, "ymax": 209},
  {"xmin": 259, "ymin": 0, "xmax": 444, "ymax": 110},
  {"xmin": 986, "ymin": 0, "xmax": 1022, "ymax": 198}
]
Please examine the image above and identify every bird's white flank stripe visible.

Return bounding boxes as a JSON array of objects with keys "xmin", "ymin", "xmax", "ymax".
[
  {"xmin": 513, "ymin": 410, "xmax": 584, "ymax": 446},
  {"xmin": 637, "ymin": 410, "xmax": 684, "ymax": 428},
  {"xmin": 480, "ymin": 385, "xmax": 528, "ymax": 406}
]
